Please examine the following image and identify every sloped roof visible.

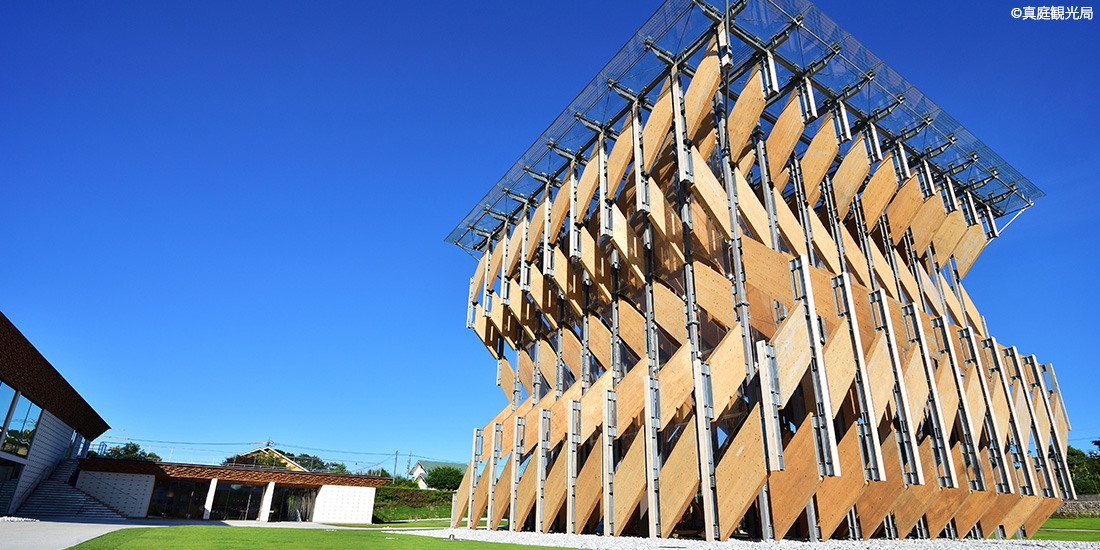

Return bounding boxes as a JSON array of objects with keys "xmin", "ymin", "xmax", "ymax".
[
  {"xmin": 411, "ymin": 460, "xmax": 467, "ymax": 476},
  {"xmin": 0, "ymin": 310, "xmax": 108, "ymax": 439}
]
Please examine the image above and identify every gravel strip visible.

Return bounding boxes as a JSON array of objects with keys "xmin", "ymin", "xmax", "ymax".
[{"xmin": 400, "ymin": 528, "xmax": 1099, "ymax": 549}]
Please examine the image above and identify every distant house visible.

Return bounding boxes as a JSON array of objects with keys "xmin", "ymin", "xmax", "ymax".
[
  {"xmin": 409, "ymin": 460, "xmax": 466, "ymax": 490},
  {"xmin": 225, "ymin": 446, "xmax": 309, "ymax": 472}
]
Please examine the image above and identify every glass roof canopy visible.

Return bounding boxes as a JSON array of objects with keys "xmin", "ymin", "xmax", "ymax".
[{"xmin": 446, "ymin": 0, "xmax": 1043, "ymax": 254}]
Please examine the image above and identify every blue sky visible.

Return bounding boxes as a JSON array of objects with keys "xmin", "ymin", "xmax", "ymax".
[{"xmin": 1, "ymin": 1, "xmax": 1097, "ymax": 472}]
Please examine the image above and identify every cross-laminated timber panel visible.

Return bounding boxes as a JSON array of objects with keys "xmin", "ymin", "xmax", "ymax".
[{"xmin": 455, "ymin": 18, "xmax": 1069, "ymax": 542}]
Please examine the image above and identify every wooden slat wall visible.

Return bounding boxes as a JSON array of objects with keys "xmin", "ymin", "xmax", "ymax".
[{"xmin": 455, "ymin": 49, "xmax": 1068, "ymax": 541}]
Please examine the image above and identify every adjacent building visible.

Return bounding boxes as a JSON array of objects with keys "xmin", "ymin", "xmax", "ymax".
[
  {"xmin": 76, "ymin": 458, "xmax": 389, "ymax": 523},
  {"xmin": 409, "ymin": 460, "xmax": 467, "ymax": 490},
  {"xmin": 0, "ymin": 310, "xmax": 109, "ymax": 516},
  {"xmin": 446, "ymin": 0, "xmax": 1075, "ymax": 542}
]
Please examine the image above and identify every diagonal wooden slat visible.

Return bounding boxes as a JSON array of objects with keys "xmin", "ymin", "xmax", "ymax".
[{"xmin": 717, "ymin": 402, "xmax": 768, "ymax": 540}]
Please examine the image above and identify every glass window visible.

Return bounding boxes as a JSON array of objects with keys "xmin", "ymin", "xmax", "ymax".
[
  {"xmin": 0, "ymin": 383, "xmax": 15, "ymax": 432},
  {"xmin": 209, "ymin": 483, "xmax": 265, "ymax": 521},
  {"xmin": 148, "ymin": 479, "xmax": 209, "ymax": 519},
  {"xmin": 2, "ymin": 396, "xmax": 42, "ymax": 457}
]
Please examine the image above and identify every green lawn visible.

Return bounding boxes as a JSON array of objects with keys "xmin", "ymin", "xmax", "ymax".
[
  {"xmin": 1032, "ymin": 516, "xmax": 1100, "ymax": 542},
  {"xmin": 70, "ymin": 525, "xmax": 551, "ymax": 550}
]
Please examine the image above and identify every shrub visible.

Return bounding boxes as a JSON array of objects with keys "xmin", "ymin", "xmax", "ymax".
[{"xmin": 424, "ymin": 466, "xmax": 464, "ymax": 491}]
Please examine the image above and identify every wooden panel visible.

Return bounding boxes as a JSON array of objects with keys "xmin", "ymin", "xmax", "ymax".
[
  {"xmin": 505, "ymin": 221, "xmax": 524, "ymax": 277},
  {"xmin": 642, "ymin": 77, "xmax": 674, "ymax": 171},
  {"xmin": 958, "ymin": 282, "xmax": 985, "ymax": 338},
  {"xmin": 823, "ymin": 318, "xmax": 857, "ymax": 416},
  {"xmin": 734, "ymin": 167, "xmax": 771, "ymax": 248},
  {"xmin": 708, "ymin": 326, "xmax": 747, "ymax": 412},
  {"xmin": 766, "ymin": 92, "xmax": 805, "ymax": 181},
  {"xmin": 659, "ymin": 422, "xmax": 700, "ymax": 537},
  {"xmin": 939, "ymin": 273, "xmax": 965, "ymax": 325},
  {"xmin": 904, "ymin": 351, "xmax": 930, "ymax": 425},
  {"xmin": 717, "ymin": 403, "xmax": 768, "ymax": 540},
  {"xmin": 909, "ymin": 197, "xmax": 947, "ymax": 253},
  {"xmin": 693, "ymin": 260, "xmax": 736, "ymax": 329},
  {"xmin": 816, "ymin": 424, "xmax": 868, "ymax": 539},
  {"xmin": 966, "ymin": 367, "xmax": 987, "ymax": 432},
  {"xmin": 618, "ymin": 300, "xmax": 647, "ymax": 360},
  {"xmin": 541, "ymin": 453, "xmax": 566, "ymax": 532},
  {"xmin": 989, "ymin": 375, "xmax": 1011, "ymax": 440},
  {"xmin": 953, "ymin": 486, "xmax": 997, "ymax": 537},
  {"xmin": 574, "ymin": 444, "xmax": 603, "ymax": 533},
  {"xmin": 614, "ymin": 359, "xmax": 647, "ymax": 427},
  {"xmin": 1031, "ymin": 386, "xmax": 1052, "ymax": 453},
  {"xmin": 653, "ymin": 281, "xmax": 686, "ymax": 345},
  {"xmin": 838, "ymin": 222, "xmax": 872, "ymax": 288},
  {"xmin": 691, "ymin": 146, "xmax": 733, "ymax": 241},
  {"xmin": 517, "ymin": 349, "xmax": 535, "ymax": 394},
  {"xmin": 727, "ymin": 67, "xmax": 767, "ymax": 159},
  {"xmin": 936, "ymin": 356, "xmax": 960, "ymax": 429},
  {"xmin": 953, "ymin": 224, "xmax": 988, "ymax": 278},
  {"xmin": 562, "ymin": 328, "xmax": 583, "ymax": 379},
  {"xmin": 931, "ymin": 210, "xmax": 967, "ymax": 263},
  {"xmin": 833, "ymin": 140, "xmax": 870, "ymax": 220},
  {"xmin": 808, "ymin": 207, "xmax": 843, "ymax": 274},
  {"xmin": 579, "ymin": 374, "xmax": 611, "ymax": 442},
  {"xmin": 658, "ymin": 346, "xmax": 693, "ymax": 429},
  {"xmin": 684, "ymin": 37, "xmax": 722, "ymax": 141},
  {"xmin": 499, "ymin": 358, "xmax": 515, "ymax": 404},
  {"xmin": 772, "ymin": 302, "xmax": 812, "ymax": 406},
  {"xmin": 515, "ymin": 455, "xmax": 537, "ymax": 528},
  {"xmin": 855, "ymin": 432, "xmax": 907, "ymax": 539},
  {"xmin": 768, "ymin": 420, "xmax": 824, "ymax": 538},
  {"xmin": 612, "ymin": 435, "xmax": 646, "ymax": 536},
  {"xmin": 892, "ymin": 441, "xmax": 941, "ymax": 537},
  {"xmin": 647, "ymin": 182, "xmax": 686, "ymax": 264},
  {"xmin": 538, "ymin": 340, "xmax": 556, "ymax": 390},
  {"xmin": 740, "ymin": 236, "xmax": 795, "ymax": 309},
  {"xmin": 1023, "ymin": 497, "xmax": 1063, "ymax": 537},
  {"xmin": 859, "ymin": 152, "xmax": 898, "ymax": 224},
  {"xmin": 470, "ymin": 249, "xmax": 489, "ymax": 305},
  {"xmin": 979, "ymin": 493, "xmax": 1020, "ymax": 537},
  {"xmin": 491, "ymin": 459, "xmax": 513, "ymax": 529},
  {"xmin": 605, "ymin": 116, "xmax": 634, "ymax": 202},
  {"xmin": 451, "ymin": 461, "xmax": 474, "ymax": 527},
  {"xmin": 886, "ymin": 176, "xmax": 923, "ymax": 244},
  {"xmin": 609, "ymin": 202, "xmax": 645, "ymax": 282},
  {"xmin": 999, "ymin": 494, "xmax": 1044, "ymax": 538},
  {"xmin": 525, "ymin": 201, "xmax": 548, "ymax": 263},
  {"xmin": 771, "ymin": 178, "xmax": 809, "ymax": 256},
  {"xmin": 579, "ymin": 226, "xmax": 612, "ymax": 305},
  {"xmin": 864, "ymin": 332, "xmax": 894, "ymax": 422},
  {"xmin": 588, "ymin": 314, "xmax": 612, "ymax": 372},
  {"xmin": 800, "ymin": 112, "xmax": 839, "ymax": 207},
  {"xmin": 470, "ymin": 458, "xmax": 492, "ymax": 527},
  {"xmin": 925, "ymin": 485, "xmax": 969, "ymax": 538}
]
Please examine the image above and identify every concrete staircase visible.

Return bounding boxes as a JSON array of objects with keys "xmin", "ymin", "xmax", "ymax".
[{"xmin": 17, "ymin": 459, "xmax": 125, "ymax": 520}]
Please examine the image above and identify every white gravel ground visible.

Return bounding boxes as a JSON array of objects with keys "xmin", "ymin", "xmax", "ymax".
[{"xmin": 405, "ymin": 528, "xmax": 1100, "ymax": 549}]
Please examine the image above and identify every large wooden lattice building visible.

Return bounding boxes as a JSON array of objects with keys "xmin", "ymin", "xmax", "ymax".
[{"xmin": 445, "ymin": 0, "xmax": 1075, "ymax": 541}]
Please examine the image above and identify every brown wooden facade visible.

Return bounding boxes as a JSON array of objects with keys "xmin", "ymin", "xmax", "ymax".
[{"xmin": 447, "ymin": 0, "xmax": 1073, "ymax": 541}]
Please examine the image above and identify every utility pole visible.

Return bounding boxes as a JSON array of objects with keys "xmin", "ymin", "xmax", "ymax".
[{"xmin": 393, "ymin": 451, "xmax": 399, "ymax": 484}]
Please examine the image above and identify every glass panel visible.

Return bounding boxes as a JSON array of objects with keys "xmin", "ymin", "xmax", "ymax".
[
  {"xmin": 0, "ymin": 384, "xmax": 14, "ymax": 434},
  {"xmin": 209, "ymin": 483, "xmax": 265, "ymax": 521},
  {"xmin": 147, "ymin": 479, "xmax": 209, "ymax": 519},
  {"xmin": 2, "ymin": 396, "xmax": 42, "ymax": 457},
  {"xmin": 270, "ymin": 486, "xmax": 317, "ymax": 522}
]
